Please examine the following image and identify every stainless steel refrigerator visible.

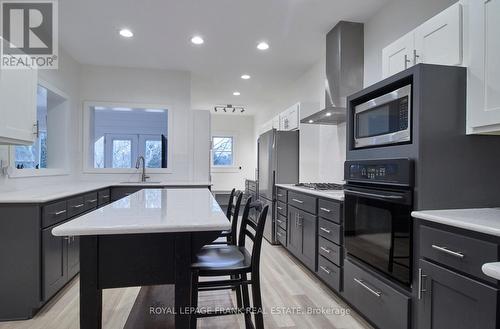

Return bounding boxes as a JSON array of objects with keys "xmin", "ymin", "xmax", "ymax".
[{"xmin": 257, "ymin": 129, "xmax": 299, "ymax": 244}]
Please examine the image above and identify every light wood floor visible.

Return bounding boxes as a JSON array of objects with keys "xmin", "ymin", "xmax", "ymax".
[{"xmin": 0, "ymin": 241, "xmax": 373, "ymax": 329}]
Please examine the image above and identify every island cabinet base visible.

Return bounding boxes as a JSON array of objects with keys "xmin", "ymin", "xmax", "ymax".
[{"xmin": 79, "ymin": 231, "xmax": 220, "ymax": 329}]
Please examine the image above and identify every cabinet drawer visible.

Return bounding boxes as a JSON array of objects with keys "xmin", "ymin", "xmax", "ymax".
[
  {"xmin": 276, "ymin": 226, "xmax": 287, "ymax": 246},
  {"xmin": 420, "ymin": 225, "xmax": 499, "ymax": 283},
  {"xmin": 83, "ymin": 192, "xmax": 98, "ymax": 211},
  {"xmin": 276, "ymin": 201, "xmax": 286, "ymax": 216},
  {"xmin": 42, "ymin": 200, "xmax": 68, "ymax": 228},
  {"xmin": 318, "ymin": 236, "xmax": 341, "ymax": 266},
  {"xmin": 317, "ymin": 256, "xmax": 341, "ymax": 292},
  {"xmin": 98, "ymin": 189, "xmax": 111, "ymax": 206},
  {"xmin": 288, "ymin": 191, "xmax": 316, "ymax": 214},
  {"xmin": 276, "ymin": 212, "xmax": 287, "ymax": 230},
  {"xmin": 344, "ymin": 260, "xmax": 410, "ymax": 329},
  {"xmin": 67, "ymin": 196, "xmax": 85, "ymax": 218},
  {"xmin": 276, "ymin": 188, "xmax": 287, "ymax": 203},
  {"xmin": 318, "ymin": 199, "xmax": 342, "ymax": 224},
  {"xmin": 318, "ymin": 218, "xmax": 341, "ymax": 245}
]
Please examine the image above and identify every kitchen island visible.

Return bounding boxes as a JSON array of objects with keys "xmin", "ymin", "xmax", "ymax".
[{"xmin": 52, "ymin": 188, "xmax": 230, "ymax": 329}]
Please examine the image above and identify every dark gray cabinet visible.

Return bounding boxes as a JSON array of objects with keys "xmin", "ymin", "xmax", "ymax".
[
  {"xmin": 417, "ymin": 259, "xmax": 499, "ymax": 329},
  {"xmin": 110, "ymin": 186, "xmax": 143, "ymax": 201},
  {"xmin": 287, "ymin": 205, "xmax": 317, "ymax": 271},
  {"xmin": 42, "ymin": 227, "xmax": 67, "ymax": 302},
  {"xmin": 67, "ymin": 236, "xmax": 80, "ymax": 279}
]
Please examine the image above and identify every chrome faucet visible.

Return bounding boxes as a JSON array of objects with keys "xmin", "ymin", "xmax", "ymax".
[{"xmin": 135, "ymin": 156, "xmax": 150, "ymax": 182}]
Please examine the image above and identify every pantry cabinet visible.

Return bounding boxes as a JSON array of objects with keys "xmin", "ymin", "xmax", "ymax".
[
  {"xmin": 0, "ymin": 58, "xmax": 38, "ymax": 145},
  {"xmin": 382, "ymin": 3, "xmax": 462, "ymax": 79},
  {"xmin": 466, "ymin": 0, "xmax": 500, "ymax": 134}
]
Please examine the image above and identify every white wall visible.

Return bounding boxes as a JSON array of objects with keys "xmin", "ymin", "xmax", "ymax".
[
  {"xmin": 211, "ymin": 114, "xmax": 255, "ymax": 191},
  {"xmin": 0, "ymin": 53, "xmax": 211, "ymax": 192},
  {"xmin": 78, "ymin": 65, "xmax": 210, "ymax": 182},
  {"xmin": 254, "ymin": 50, "xmax": 346, "ymax": 184},
  {"xmin": 363, "ymin": 0, "xmax": 457, "ymax": 87},
  {"xmin": 0, "ymin": 48, "xmax": 82, "ymax": 192}
]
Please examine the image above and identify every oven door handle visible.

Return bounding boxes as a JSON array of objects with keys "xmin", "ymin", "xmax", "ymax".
[{"xmin": 344, "ymin": 189, "xmax": 404, "ymax": 200}]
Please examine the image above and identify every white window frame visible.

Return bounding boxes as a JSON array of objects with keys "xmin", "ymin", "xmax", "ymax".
[
  {"xmin": 211, "ymin": 132, "xmax": 239, "ymax": 173},
  {"xmin": 82, "ymin": 101, "xmax": 173, "ymax": 174},
  {"xmin": 7, "ymin": 79, "xmax": 70, "ymax": 178}
]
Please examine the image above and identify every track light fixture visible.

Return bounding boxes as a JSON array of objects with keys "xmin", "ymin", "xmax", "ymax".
[{"xmin": 214, "ymin": 104, "xmax": 245, "ymax": 113}]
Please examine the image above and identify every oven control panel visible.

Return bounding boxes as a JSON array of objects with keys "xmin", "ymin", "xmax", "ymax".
[{"xmin": 344, "ymin": 158, "xmax": 413, "ymax": 186}]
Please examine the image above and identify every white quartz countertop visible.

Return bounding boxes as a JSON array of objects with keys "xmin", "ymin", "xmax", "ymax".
[
  {"xmin": 482, "ymin": 263, "xmax": 500, "ymax": 281},
  {"xmin": 52, "ymin": 188, "xmax": 230, "ymax": 236},
  {"xmin": 412, "ymin": 208, "xmax": 500, "ymax": 237},
  {"xmin": 275, "ymin": 184, "xmax": 344, "ymax": 201},
  {"xmin": 0, "ymin": 181, "xmax": 211, "ymax": 203}
]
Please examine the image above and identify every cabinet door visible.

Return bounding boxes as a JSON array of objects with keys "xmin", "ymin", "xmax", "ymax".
[
  {"xmin": 467, "ymin": 0, "xmax": 500, "ymax": 133},
  {"xmin": 42, "ymin": 227, "xmax": 67, "ymax": 301},
  {"xmin": 382, "ymin": 32, "xmax": 414, "ymax": 78},
  {"xmin": 299, "ymin": 210, "xmax": 317, "ymax": 271},
  {"xmin": 417, "ymin": 259, "xmax": 499, "ymax": 329},
  {"xmin": 67, "ymin": 236, "xmax": 79, "ymax": 279},
  {"xmin": 287, "ymin": 207, "xmax": 302, "ymax": 257},
  {"xmin": 414, "ymin": 3, "xmax": 462, "ymax": 66},
  {"xmin": 0, "ymin": 65, "xmax": 37, "ymax": 144}
]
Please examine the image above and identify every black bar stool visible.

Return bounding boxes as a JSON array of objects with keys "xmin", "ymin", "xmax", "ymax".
[
  {"xmin": 190, "ymin": 197, "xmax": 268, "ymax": 329},
  {"xmin": 212, "ymin": 190, "xmax": 243, "ymax": 245}
]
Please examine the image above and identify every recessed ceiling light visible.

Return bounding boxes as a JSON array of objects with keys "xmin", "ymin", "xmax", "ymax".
[
  {"xmin": 233, "ymin": 91, "xmax": 241, "ymax": 96},
  {"xmin": 257, "ymin": 41, "xmax": 269, "ymax": 50},
  {"xmin": 325, "ymin": 112, "xmax": 332, "ymax": 117},
  {"xmin": 119, "ymin": 29, "xmax": 134, "ymax": 38},
  {"xmin": 308, "ymin": 120, "xmax": 314, "ymax": 123},
  {"xmin": 241, "ymin": 74, "xmax": 251, "ymax": 80},
  {"xmin": 191, "ymin": 36, "xmax": 204, "ymax": 45}
]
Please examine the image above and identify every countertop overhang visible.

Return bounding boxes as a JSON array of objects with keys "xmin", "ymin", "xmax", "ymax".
[
  {"xmin": 412, "ymin": 208, "xmax": 500, "ymax": 237},
  {"xmin": 52, "ymin": 188, "xmax": 230, "ymax": 236}
]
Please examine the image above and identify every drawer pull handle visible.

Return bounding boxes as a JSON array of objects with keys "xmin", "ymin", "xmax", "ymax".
[
  {"xmin": 418, "ymin": 268, "xmax": 427, "ymax": 300},
  {"xmin": 277, "ymin": 232, "xmax": 283, "ymax": 237},
  {"xmin": 354, "ymin": 278, "xmax": 381, "ymax": 298},
  {"xmin": 431, "ymin": 245, "xmax": 464, "ymax": 259},
  {"xmin": 277, "ymin": 206, "xmax": 283, "ymax": 210},
  {"xmin": 277, "ymin": 194, "xmax": 283, "ymax": 197},
  {"xmin": 292, "ymin": 198, "xmax": 303, "ymax": 204},
  {"xmin": 320, "ymin": 207, "xmax": 331, "ymax": 213},
  {"xmin": 320, "ymin": 246, "xmax": 331, "ymax": 254},
  {"xmin": 72, "ymin": 204, "xmax": 84, "ymax": 208},
  {"xmin": 53, "ymin": 210, "xmax": 66, "ymax": 216},
  {"xmin": 277, "ymin": 219, "xmax": 283, "ymax": 224},
  {"xmin": 86, "ymin": 199, "xmax": 98, "ymax": 203},
  {"xmin": 320, "ymin": 266, "xmax": 331, "ymax": 274},
  {"xmin": 102, "ymin": 195, "xmax": 110, "ymax": 199},
  {"xmin": 320, "ymin": 227, "xmax": 331, "ymax": 234}
]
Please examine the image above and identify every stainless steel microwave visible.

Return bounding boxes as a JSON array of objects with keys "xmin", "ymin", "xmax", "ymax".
[{"xmin": 354, "ymin": 84, "xmax": 411, "ymax": 149}]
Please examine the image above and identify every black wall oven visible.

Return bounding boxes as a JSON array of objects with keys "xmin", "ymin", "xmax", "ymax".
[{"xmin": 344, "ymin": 159, "xmax": 414, "ymax": 287}]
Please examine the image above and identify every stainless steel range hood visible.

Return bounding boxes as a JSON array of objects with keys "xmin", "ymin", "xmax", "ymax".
[{"xmin": 301, "ymin": 21, "xmax": 364, "ymax": 125}]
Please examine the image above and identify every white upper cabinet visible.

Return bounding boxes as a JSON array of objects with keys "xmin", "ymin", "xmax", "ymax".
[
  {"xmin": 382, "ymin": 2, "xmax": 463, "ymax": 79},
  {"xmin": 414, "ymin": 2, "xmax": 462, "ymax": 66},
  {"xmin": 382, "ymin": 32, "xmax": 414, "ymax": 79},
  {"xmin": 0, "ymin": 65, "xmax": 38, "ymax": 144},
  {"xmin": 279, "ymin": 103, "xmax": 300, "ymax": 131},
  {"xmin": 466, "ymin": 0, "xmax": 500, "ymax": 134}
]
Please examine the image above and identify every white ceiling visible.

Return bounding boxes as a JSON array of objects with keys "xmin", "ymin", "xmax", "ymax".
[{"xmin": 60, "ymin": 0, "xmax": 388, "ymax": 115}]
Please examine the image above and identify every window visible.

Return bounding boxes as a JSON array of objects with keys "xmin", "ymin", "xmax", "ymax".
[
  {"xmin": 212, "ymin": 136, "xmax": 234, "ymax": 166},
  {"xmin": 88, "ymin": 105, "xmax": 168, "ymax": 169},
  {"xmin": 14, "ymin": 86, "xmax": 48, "ymax": 169}
]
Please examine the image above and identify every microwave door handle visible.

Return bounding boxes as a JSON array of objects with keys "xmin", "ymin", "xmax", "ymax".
[{"xmin": 344, "ymin": 189, "xmax": 404, "ymax": 200}]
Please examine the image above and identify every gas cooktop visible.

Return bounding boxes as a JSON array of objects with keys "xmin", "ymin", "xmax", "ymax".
[{"xmin": 294, "ymin": 183, "xmax": 344, "ymax": 191}]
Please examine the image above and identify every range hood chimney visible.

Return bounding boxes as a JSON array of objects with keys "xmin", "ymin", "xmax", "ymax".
[{"xmin": 301, "ymin": 21, "xmax": 364, "ymax": 125}]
